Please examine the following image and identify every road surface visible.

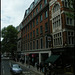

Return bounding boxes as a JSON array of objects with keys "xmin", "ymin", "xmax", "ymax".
[{"xmin": 1, "ymin": 58, "xmax": 35, "ymax": 75}]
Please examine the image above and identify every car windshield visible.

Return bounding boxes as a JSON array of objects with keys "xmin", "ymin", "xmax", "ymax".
[{"xmin": 13, "ymin": 64, "xmax": 20, "ymax": 68}]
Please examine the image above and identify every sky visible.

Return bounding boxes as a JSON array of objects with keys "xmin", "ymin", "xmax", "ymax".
[{"xmin": 1, "ymin": 0, "xmax": 34, "ymax": 29}]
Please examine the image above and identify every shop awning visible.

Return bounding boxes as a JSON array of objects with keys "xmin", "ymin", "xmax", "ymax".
[{"xmin": 45, "ymin": 55, "xmax": 60, "ymax": 63}]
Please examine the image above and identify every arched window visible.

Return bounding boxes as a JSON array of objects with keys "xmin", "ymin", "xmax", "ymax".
[{"xmin": 53, "ymin": 4, "xmax": 60, "ymax": 13}]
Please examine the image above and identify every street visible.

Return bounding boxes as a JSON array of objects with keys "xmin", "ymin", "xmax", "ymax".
[{"xmin": 1, "ymin": 58, "xmax": 38, "ymax": 75}]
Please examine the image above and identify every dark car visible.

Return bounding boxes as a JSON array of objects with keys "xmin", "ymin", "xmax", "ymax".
[{"xmin": 10, "ymin": 64, "xmax": 22, "ymax": 75}]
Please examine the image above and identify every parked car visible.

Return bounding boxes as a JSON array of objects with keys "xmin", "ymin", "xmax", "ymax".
[{"xmin": 10, "ymin": 64, "xmax": 22, "ymax": 75}]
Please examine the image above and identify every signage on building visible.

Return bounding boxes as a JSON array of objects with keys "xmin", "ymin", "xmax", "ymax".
[
  {"xmin": 47, "ymin": 37, "xmax": 51, "ymax": 42},
  {"xmin": 47, "ymin": 35, "xmax": 52, "ymax": 42}
]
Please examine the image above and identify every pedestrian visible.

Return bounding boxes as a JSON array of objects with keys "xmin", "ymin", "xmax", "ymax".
[
  {"xmin": 42, "ymin": 65, "xmax": 45, "ymax": 73},
  {"xmin": 39, "ymin": 62, "xmax": 43, "ymax": 72},
  {"xmin": 44, "ymin": 65, "xmax": 47, "ymax": 75},
  {"xmin": 36, "ymin": 62, "xmax": 39, "ymax": 70},
  {"xmin": 35, "ymin": 62, "xmax": 37, "ymax": 67},
  {"xmin": 48, "ymin": 63, "xmax": 51, "ymax": 75}
]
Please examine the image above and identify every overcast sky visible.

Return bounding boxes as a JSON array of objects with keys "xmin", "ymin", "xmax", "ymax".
[{"xmin": 1, "ymin": 0, "xmax": 34, "ymax": 29}]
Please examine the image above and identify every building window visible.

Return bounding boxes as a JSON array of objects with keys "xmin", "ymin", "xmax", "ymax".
[
  {"xmin": 46, "ymin": 37, "xmax": 48, "ymax": 48},
  {"xmin": 28, "ymin": 17, "xmax": 29, "ymax": 22},
  {"xmin": 33, "ymin": 41, "xmax": 35, "ymax": 49},
  {"xmin": 26, "ymin": 35, "xmax": 27, "ymax": 40},
  {"xmin": 30, "ymin": 14, "xmax": 32, "ymax": 19},
  {"xmin": 30, "ymin": 32, "xmax": 32, "ymax": 38},
  {"xmin": 40, "ymin": 14, "xmax": 43, "ymax": 22},
  {"xmin": 53, "ymin": 15, "xmax": 60, "ymax": 28},
  {"xmin": 23, "ymin": 29, "xmax": 25, "ymax": 34},
  {"xmin": 40, "ymin": 4, "xmax": 42, "ymax": 9},
  {"xmin": 40, "ymin": 26, "xmax": 43, "ymax": 34},
  {"xmin": 33, "ymin": 20, "xmax": 35, "ymax": 27},
  {"xmin": 26, "ymin": 26, "xmax": 27, "ymax": 32},
  {"xmin": 33, "ymin": 30, "xmax": 35, "ymax": 38},
  {"xmin": 64, "ymin": 1, "xmax": 68, "ymax": 7},
  {"xmin": 26, "ymin": 43, "xmax": 27, "ymax": 50},
  {"xmin": 53, "ymin": 32, "xmax": 62, "ymax": 46},
  {"xmin": 44, "ymin": 0, "xmax": 47, "ymax": 4},
  {"xmin": 36, "ymin": 28, "xmax": 39, "ymax": 35},
  {"xmin": 66, "ymin": 17, "xmax": 69, "ymax": 24},
  {"xmin": 64, "ymin": 0, "xmax": 73, "ymax": 8},
  {"xmin": 70, "ymin": 18, "xmax": 72, "ymax": 24},
  {"xmin": 36, "ymin": 8, "xmax": 38, "ymax": 13},
  {"xmin": 67, "ymin": 31, "xmax": 74, "ymax": 45},
  {"xmin": 36, "ymin": 40, "xmax": 38, "ymax": 49},
  {"xmin": 28, "ymin": 43, "xmax": 29, "ymax": 50},
  {"xmin": 40, "ymin": 38, "xmax": 43, "ymax": 49},
  {"xmin": 36, "ymin": 18, "xmax": 38, "ymax": 25},
  {"xmin": 24, "ymin": 42, "xmax": 25, "ymax": 50},
  {"xmin": 45, "ymin": 10, "xmax": 48, "ymax": 18},
  {"xmin": 30, "ymin": 23, "xmax": 32, "ymax": 29},
  {"xmin": 33, "ymin": 11, "xmax": 35, "ymax": 16},
  {"xmin": 24, "ymin": 36, "xmax": 25, "ymax": 41},
  {"xmin": 45, "ymin": 22, "xmax": 48, "ymax": 31},
  {"xmin": 28, "ymin": 25, "xmax": 29, "ymax": 31},
  {"xmin": 66, "ymin": 17, "xmax": 73, "ymax": 25},
  {"xmin": 53, "ymin": 4, "xmax": 60, "ymax": 13},
  {"xmin": 30, "ymin": 42, "xmax": 32, "ymax": 50},
  {"xmin": 28, "ymin": 34, "xmax": 29, "ymax": 39}
]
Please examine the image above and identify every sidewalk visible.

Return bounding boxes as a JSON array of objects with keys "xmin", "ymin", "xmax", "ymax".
[
  {"xmin": 11, "ymin": 60, "xmax": 74, "ymax": 75},
  {"xmin": 11, "ymin": 60, "xmax": 44, "ymax": 75}
]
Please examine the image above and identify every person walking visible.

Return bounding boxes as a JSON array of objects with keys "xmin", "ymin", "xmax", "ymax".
[
  {"xmin": 39, "ymin": 62, "xmax": 43, "ymax": 72},
  {"xmin": 44, "ymin": 65, "xmax": 47, "ymax": 75},
  {"xmin": 36, "ymin": 62, "xmax": 39, "ymax": 70}
]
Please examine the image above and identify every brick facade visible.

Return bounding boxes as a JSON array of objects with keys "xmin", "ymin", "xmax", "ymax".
[
  {"xmin": 21, "ymin": 0, "xmax": 51, "ymax": 51},
  {"xmin": 17, "ymin": 0, "xmax": 74, "ymax": 71},
  {"xmin": 49, "ymin": 0, "xmax": 74, "ymax": 48}
]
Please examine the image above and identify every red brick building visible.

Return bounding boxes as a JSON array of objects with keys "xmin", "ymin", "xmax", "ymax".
[
  {"xmin": 19, "ymin": 0, "xmax": 74, "ymax": 72},
  {"xmin": 21, "ymin": 0, "xmax": 51, "ymax": 65},
  {"xmin": 49, "ymin": 0, "xmax": 74, "ymax": 49},
  {"xmin": 49, "ymin": 0, "xmax": 74, "ymax": 72}
]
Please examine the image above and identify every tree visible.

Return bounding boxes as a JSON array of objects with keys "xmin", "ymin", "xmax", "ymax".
[{"xmin": 1, "ymin": 25, "xmax": 18, "ymax": 56}]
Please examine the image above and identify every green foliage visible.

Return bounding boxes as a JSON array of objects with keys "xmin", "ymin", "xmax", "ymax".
[{"xmin": 1, "ymin": 25, "xmax": 18, "ymax": 54}]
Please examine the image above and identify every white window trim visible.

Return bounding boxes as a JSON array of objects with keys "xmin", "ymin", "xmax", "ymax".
[
  {"xmin": 67, "ymin": 31, "xmax": 74, "ymax": 45},
  {"xmin": 66, "ymin": 16, "xmax": 74, "ymax": 26},
  {"xmin": 53, "ymin": 32, "xmax": 63, "ymax": 47}
]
